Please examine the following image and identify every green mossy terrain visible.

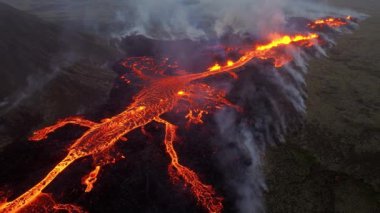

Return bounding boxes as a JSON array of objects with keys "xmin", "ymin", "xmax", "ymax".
[{"xmin": 265, "ymin": 1, "xmax": 380, "ymax": 212}]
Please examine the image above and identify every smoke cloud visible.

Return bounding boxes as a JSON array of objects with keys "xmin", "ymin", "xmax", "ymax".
[
  {"xmin": 2, "ymin": 0, "xmax": 363, "ymax": 40},
  {"xmin": 213, "ymin": 59, "xmax": 311, "ymax": 212},
  {"xmin": 1, "ymin": 0, "xmax": 364, "ymax": 212},
  {"xmin": 122, "ymin": 0, "xmax": 365, "ymax": 40}
]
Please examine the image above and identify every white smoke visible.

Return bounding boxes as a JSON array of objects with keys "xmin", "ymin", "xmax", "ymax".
[
  {"xmin": 0, "ymin": 0, "xmax": 364, "ymax": 212},
  {"xmin": 2, "ymin": 0, "xmax": 364, "ymax": 40},
  {"xmin": 0, "ymin": 49, "xmax": 86, "ymax": 116},
  {"xmin": 213, "ymin": 61, "xmax": 311, "ymax": 212},
  {"xmin": 210, "ymin": 27, "xmax": 354, "ymax": 211},
  {"xmin": 0, "ymin": 67, "xmax": 60, "ymax": 115},
  {"xmin": 120, "ymin": 0, "xmax": 287, "ymax": 39},
  {"xmin": 112, "ymin": 0, "xmax": 364, "ymax": 40},
  {"xmin": 215, "ymin": 109, "xmax": 267, "ymax": 212}
]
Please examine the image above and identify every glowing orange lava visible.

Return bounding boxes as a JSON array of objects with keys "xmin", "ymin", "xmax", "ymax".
[
  {"xmin": 208, "ymin": 63, "xmax": 221, "ymax": 72},
  {"xmin": 29, "ymin": 116, "xmax": 96, "ymax": 141},
  {"xmin": 208, "ymin": 33, "xmax": 318, "ymax": 71},
  {"xmin": 186, "ymin": 110, "xmax": 208, "ymax": 125},
  {"xmin": 227, "ymin": 60, "xmax": 234, "ymax": 67},
  {"xmin": 308, "ymin": 16, "xmax": 352, "ymax": 29},
  {"xmin": 16, "ymin": 193, "xmax": 84, "ymax": 213},
  {"xmin": 177, "ymin": 90, "xmax": 186, "ymax": 96},
  {"xmin": 155, "ymin": 118, "xmax": 223, "ymax": 213},
  {"xmin": 0, "ymin": 17, "xmax": 353, "ymax": 213},
  {"xmin": 82, "ymin": 166, "xmax": 101, "ymax": 193}
]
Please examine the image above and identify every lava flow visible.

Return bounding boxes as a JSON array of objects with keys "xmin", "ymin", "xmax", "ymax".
[
  {"xmin": 308, "ymin": 16, "xmax": 354, "ymax": 29},
  {"xmin": 0, "ymin": 17, "xmax": 353, "ymax": 213}
]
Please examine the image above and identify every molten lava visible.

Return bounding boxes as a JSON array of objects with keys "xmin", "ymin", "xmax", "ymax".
[
  {"xmin": 0, "ymin": 16, "xmax": 353, "ymax": 213},
  {"xmin": 82, "ymin": 166, "xmax": 101, "ymax": 193},
  {"xmin": 17, "ymin": 194, "xmax": 83, "ymax": 213},
  {"xmin": 207, "ymin": 33, "xmax": 318, "ymax": 70},
  {"xmin": 29, "ymin": 116, "xmax": 96, "ymax": 141},
  {"xmin": 186, "ymin": 110, "xmax": 208, "ymax": 125},
  {"xmin": 155, "ymin": 118, "xmax": 223, "ymax": 213},
  {"xmin": 308, "ymin": 16, "xmax": 353, "ymax": 29}
]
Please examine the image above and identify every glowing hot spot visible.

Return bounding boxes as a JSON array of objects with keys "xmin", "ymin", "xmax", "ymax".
[
  {"xmin": 177, "ymin": 90, "xmax": 185, "ymax": 96},
  {"xmin": 137, "ymin": 106, "xmax": 146, "ymax": 111},
  {"xmin": 209, "ymin": 64, "xmax": 221, "ymax": 72}
]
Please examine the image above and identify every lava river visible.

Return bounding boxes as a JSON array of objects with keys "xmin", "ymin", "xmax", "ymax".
[{"xmin": 0, "ymin": 17, "xmax": 353, "ymax": 213}]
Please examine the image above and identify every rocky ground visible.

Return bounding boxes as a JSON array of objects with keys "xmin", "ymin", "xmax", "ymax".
[
  {"xmin": 0, "ymin": 3, "xmax": 118, "ymax": 149},
  {"xmin": 0, "ymin": 1, "xmax": 379, "ymax": 212},
  {"xmin": 265, "ymin": 0, "xmax": 380, "ymax": 212}
]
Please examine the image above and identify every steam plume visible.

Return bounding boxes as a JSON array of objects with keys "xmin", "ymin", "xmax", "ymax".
[
  {"xmin": 2, "ymin": 0, "xmax": 364, "ymax": 40},
  {"xmin": 1, "ymin": 0, "xmax": 364, "ymax": 212}
]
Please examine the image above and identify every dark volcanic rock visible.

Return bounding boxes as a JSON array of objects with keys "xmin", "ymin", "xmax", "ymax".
[{"xmin": 0, "ymin": 3, "xmax": 118, "ymax": 149}]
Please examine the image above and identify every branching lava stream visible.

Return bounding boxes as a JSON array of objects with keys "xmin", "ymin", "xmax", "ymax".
[{"xmin": 0, "ymin": 17, "xmax": 353, "ymax": 213}]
